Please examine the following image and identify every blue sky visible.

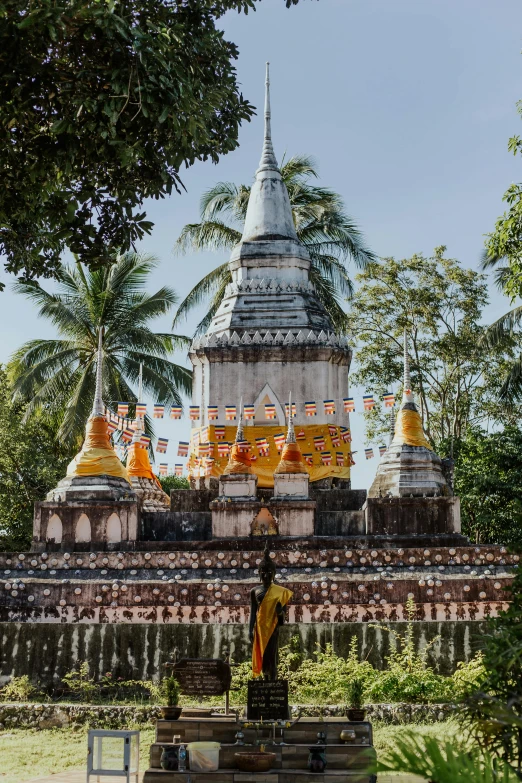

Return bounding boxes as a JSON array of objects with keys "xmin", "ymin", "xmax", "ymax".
[{"xmin": 1, "ymin": 0, "xmax": 521, "ymax": 489}]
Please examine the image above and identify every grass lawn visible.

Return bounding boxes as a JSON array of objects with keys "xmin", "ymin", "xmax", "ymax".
[{"xmin": 0, "ymin": 720, "xmax": 462, "ymax": 783}]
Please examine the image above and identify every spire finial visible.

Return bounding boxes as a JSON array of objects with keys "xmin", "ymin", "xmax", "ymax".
[
  {"xmin": 389, "ymin": 405, "xmax": 396, "ymax": 446},
  {"xmin": 258, "ymin": 62, "xmax": 278, "ymax": 171},
  {"xmin": 235, "ymin": 396, "xmax": 244, "ymax": 443},
  {"xmin": 286, "ymin": 391, "xmax": 296, "ymax": 443},
  {"xmin": 132, "ymin": 363, "xmax": 144, "ymax": 443},
  {"xmin": 402, "ymin": 327, "xmax": 415, "ymax": 404},
  {"xmin": 91, "ymin": 327, "xmax": 105, "ymax": 417}
]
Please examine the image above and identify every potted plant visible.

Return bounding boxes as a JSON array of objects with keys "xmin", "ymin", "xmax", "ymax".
[
  {"xmin": 159, "ymin": 675, "xmax": 182, "ymax": 720},
  {"xmin": 347, "ymin": 677, "xmax": 366, "ymax": 722}
]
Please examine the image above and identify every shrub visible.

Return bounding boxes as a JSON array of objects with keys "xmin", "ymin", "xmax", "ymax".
[
  {"xmin": 0, "ymin": 675, "xmax": 37, "ymax": 702},
  {"xmin": 159, "ymin": 676, "xmax": 180, "ymax": 707}
]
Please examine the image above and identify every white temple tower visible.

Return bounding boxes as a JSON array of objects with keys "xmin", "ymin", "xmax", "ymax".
[{"xmin": 189, "ymin": 65, "xmax": 352, "ymax": 487}]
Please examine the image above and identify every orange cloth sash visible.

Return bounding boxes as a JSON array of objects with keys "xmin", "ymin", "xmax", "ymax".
[
  {"xmin": 127, "ymin": 443, "xmax": 164, "ymax": 490},
  {"xmin": 66, "ymin": 416, "xmax": 130, "ymax": 483},
  {"xmin": 252, "ymin": 583, "xmax": 293, "ymax": 678},
  {"xmin": 223, "ymin": 443, "xmax": 253, "ymax": 475},
  {"xmin": 392, "ymin": 408, "xmax": 431, "ymax": 449},
  {"xmin": 274, "ymin": 442, "xmax": 308, "ymax": 475}
]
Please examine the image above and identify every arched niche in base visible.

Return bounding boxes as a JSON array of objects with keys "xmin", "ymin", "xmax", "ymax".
[
  {"xmin": 106, "ymin": 512, "xmax": 122, "ymax": 544},
  {"xmin": 46, "ymin": 513, "xmax": 63, "ymax": 544},
  {"xmin": 75, "ymin": 513, "xmax": 91, "ymax": 543}
]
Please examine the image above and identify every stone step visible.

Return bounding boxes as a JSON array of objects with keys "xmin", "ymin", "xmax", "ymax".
[{"xmin": 143, "ymin": 769, "xmax": 375, "ymax": 783}]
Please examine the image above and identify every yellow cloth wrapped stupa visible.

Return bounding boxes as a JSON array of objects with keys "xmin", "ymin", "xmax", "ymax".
[
  {"xmin": 274, "ymin": 403, "xmax": 309, "ymax": 474},
  {"xmin": 67, "ymin": 415, "xmax": 130, "ymax": 482}
]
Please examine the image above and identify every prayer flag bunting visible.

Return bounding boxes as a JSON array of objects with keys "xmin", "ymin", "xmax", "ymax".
[
  {"xmin": 189, "ymin": 405, "xmax": 200, "ymax": 420},
  {"xmin": 331, "ymin": 434, "xmax": 341, "ymax": 447},
  {"xmin": 340, "ymin": 427, "xmax": 352, "ymax": 443},
  {"xmin": 136, "ymin": 402, "xmax": 147, "ymax": 417},
  {"xmin": 107, "ymin": 421, "xmax": 118, "ymax": 435},
  {"xmin": 153, "ymin": 404, "xmax": 164, "ymax": 419},
  {"xmin": 336, "ymin": 452, "xmax": 345, "ymax": 467},
  {"xmin": 170, "ymin": 406, "xmax": 182, "ymax": 419},
  {"xmin": 324, "ymin": 399, "xmax": 336, "ymax": 415},
  {"xmin": 198, "ymin": 442, "xmax": 212, "ymax": 456},
  {"xmin": 175, "ymin": 464, "xmax": 183, "ymax": 476},
  {"xmin": 140, "ymin": 435, "xmax": 151, "ymax": 448},
  {"xmin": 363, "ymin": 395, "xmax": 375, "ymax": 411},
  {"xmin": 273, "ymin": 432, "xmax": 286, "ymax": 450},
  {"xmin": 383, "ymin": 393, "xmax": 395, "ymax": 408},
  {"xmin": 207, "ymin": 405, "xmax": 219, "ymax": 420},
  {"xmin": 225, "ymin": 405, "xmax": 236, "ymax": 421},
  {"xmin": 159, "ymin": 463, "xmax": 168, "ymax": 476},
  {"xmin": 305, "ymin": 401, "xmax": 317, "ymax": 416},
  {"xmin": 205, "ymin": 458, "xmax": 214, "ymax": 477},
  {"xmin": 215, "ymin": 426, "xmax": 225, "ymax": 440},
  {"xmin": 200, "ymin": 426, "xmax": 209, "ymax": 443},
  {"xmin": 379, "ymin": 445, "xmax": 387, "ymax": 456},
  {"xmin": 265, "ymin": 403, "xmax": 276, "ymax": 420},
  {"xmin": 117, "ymin": 402, "xmax": 129, "ymax": 417},
  {"xmin": 314, "ymin": 435, "xmax": 326, "ymax": 451},
  {"xmin": 217, "ymin": 442, "xmax": 230, "ymax": 457},
  {"xmin": 321, "ymin": 451, "xmax": 332, "ymax": 465},
  {"xmin": 343, "ymin": 397, "xmax": 355, "ymax": 413},
  {"xmin": 303, "ymin": 453, "xmax": 313, "ymax": 466},
  {"xmin": 237, "ymin": 440, "xmax": 251, "ymax": 453},
  {"xmin": 328, "ymin": 424, "xmax": 338, "ymax": 437},
  {"xmin": 285, "ymin": 402, "xmax": 297, "ymax": 418},
  {"xmin": 244, "ymin": 404, "xmax": 255, "ymax": 420},
  {"xmin": 296, "ymin": 428, "xmax": 306, "ymax": 440},
  {"xmin": 365, "ymin": 447, "xmax": 374, "ymax": 459},
  {"xmin": 177, "ymin": 441, "xmax": 189, "ymax": 457},
  {"xmin": 122, "ymin": 428, "xmax": 134, "ymax": 443},
  {"xmin": 156, "ymin": 437, "xmax": 168, "ymax": 453}
]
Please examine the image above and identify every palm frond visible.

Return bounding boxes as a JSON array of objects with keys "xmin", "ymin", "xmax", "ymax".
[{"xmin": 172, "ymin": 263, "xmax": 231, "ymax": 327}]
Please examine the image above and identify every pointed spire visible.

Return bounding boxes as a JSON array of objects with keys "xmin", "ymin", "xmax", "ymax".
[
  {"xmin": 91, "ymin": 328, "xmax": 105, "ymax": 417},
  {"xmin": 235, "ymin": 397, "xmax": 245, "ymax": 443},
  {"xmin": 258, "ymin": 62, "xmax": 278, "ymax": 172},
  {"xmin": 402, "ymin": 328, "xmax": 415, "ymax": 405},
  {"xmin": 389, "ymin": 405, "xmax": 396, "ymax": 446},
  {"xmin": 132, "ymin": 363, "xmax": 144, "ymax": 444},
  {"xmin": 286, "ymin": 391, "xmax": 296, "ymax": 444}
]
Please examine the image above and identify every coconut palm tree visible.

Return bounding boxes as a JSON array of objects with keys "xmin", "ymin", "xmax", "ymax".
[
  {"xmin": 173, "ymin": 154, "xmax": 376, "ymax": 335},
  {"xmin": 481, "ymin": 252, "xmax": 522, "ymax": 400},
  {"xmin": 10, "ymin": 252, "xmax": 192, "ymax": 445}
]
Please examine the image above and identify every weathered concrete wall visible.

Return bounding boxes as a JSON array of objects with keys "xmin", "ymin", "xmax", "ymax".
[{"xmin": 0, "ymin": 620, "xmax": 486, "ymax": 685}]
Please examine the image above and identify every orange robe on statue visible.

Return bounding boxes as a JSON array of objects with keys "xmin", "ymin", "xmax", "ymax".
[{"xmin": 252, "ymin": 583, "xmax": 293, "ymax": 678}]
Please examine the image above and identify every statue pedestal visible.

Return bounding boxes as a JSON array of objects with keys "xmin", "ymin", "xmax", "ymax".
[
  {"xmin": 271, "ymin": 473, "xmax": 315, "ymax": 536},
  {"xmin": 210, "ymin": 473, "xmax": 259, "ymax": 538}
]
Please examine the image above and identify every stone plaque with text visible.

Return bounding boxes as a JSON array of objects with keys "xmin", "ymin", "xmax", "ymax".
[
  {"xmin": 247, "ymin": 679, "xmax": 289, "ymax": 720},
  {"xmin": 172, "ymin": 658, "xmax": 232, "ymax": 696}
]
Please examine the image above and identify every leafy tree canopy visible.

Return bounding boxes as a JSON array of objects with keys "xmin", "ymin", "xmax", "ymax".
[
  {"xmin": 346, "ymin": 246, "xmax": 519, "ymax": 449},
  {"xmin": 452, "ymin": 427, "xmax": 522, "ymax": 546},
  {"xmin": 0, "ymin": 0, "xmax": 307, "ymax": 288},
  {"xmin": 0, "ymin": 367, "xmax": 72, "ymax": 551}
]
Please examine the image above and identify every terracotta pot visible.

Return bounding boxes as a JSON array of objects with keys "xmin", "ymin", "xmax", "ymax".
[
  {"xmin": 347, "ymin": 708, "xmax": 366, "ymax": 721},
  {"xmin": 235, "ymin": 752, "xmax": 276, "ymax": 772},
  {"xmin": 160, "ymin": 706, "xmax": 182, "ymax": 720}
]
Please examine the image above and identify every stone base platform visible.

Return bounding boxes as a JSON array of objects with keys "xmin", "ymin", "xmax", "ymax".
[{"xmin": 144, "ymin": 718, "xmax": 376, "ymax": 783}]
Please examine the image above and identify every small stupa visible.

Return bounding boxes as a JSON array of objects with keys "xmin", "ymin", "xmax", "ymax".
[
  {"xmin": 126, "ymin": 365, "xmax": 170, "ymax": 511},
  {"xmin": 274, "ymin": 393, "xmax": 308, "ymax": 475},
  {"xmin": 368, "ymin": 329, "xmax": 450, "ymax": 498},
  {"xmin": 47, "ymin": 329, "xmax": 135, "ymax": 502},
  {"xmin": 222, "ymin": 402, "xmax": 254, "ymax": 476}
]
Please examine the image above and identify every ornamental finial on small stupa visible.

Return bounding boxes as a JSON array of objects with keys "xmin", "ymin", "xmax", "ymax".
[
  {"xmin": 235, "ymin": 397, "xmax": 245, "ymax": 443},
  {"xmin": 132, "ymin": 363, "xmax": 144, "ymax": 444},
  {"xmin": 286, "ymin": 391, "xmax": 296, "ymax": 444},
  {"xmin": 258, "ymin": 62, "xmax": 278, "ymax": 172}
]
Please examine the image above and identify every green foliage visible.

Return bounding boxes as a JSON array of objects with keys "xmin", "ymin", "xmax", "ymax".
[
  {"xmin": 452, "ymin": 654, "xmax": 486, "ymax": 699},
  {"xmin": 452, "ymin": 427, "xmax": 522, "ymax": 545},
  {"xmin": 0, "ymin": 0, "xmax": 320, "ymax": 284},
  {"xmin": 159, "ymin": 475, "xmax": 190, "ymax": 494},
  {"xmin": 347, "ymin": 676, "xmax": 364, "ymax": 709},
  {"xmin": 174, "ymin": 154, "xmax": 375, "ymax": 335},
  {"xmin": 61, "ymin": 662, "xmax": 99, "ymax": 702},
  {"xmin": 0, "ymin": 675, "xmax": 38, "ymax": 702},
  {"xmin": 346, "ymin": 247, "xmax": 519, "ymax": 449},
  {"xmin": 0, "ymin": 366, "xmax": 71, "ymax": 551},
  {"xmin": 461, "ymin": 562, "xmax": 522, "ymax": 774},
  {"xmin": 10, "ymin": 252, "xmax": 192, "ymax": 446},
  {"xmin": 376, "ymin": 732, "xmax": 518, "ymax": 782},
  {"xmin": 159, "ymin": 676, "xmax": 181, "ymax": 707}
]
